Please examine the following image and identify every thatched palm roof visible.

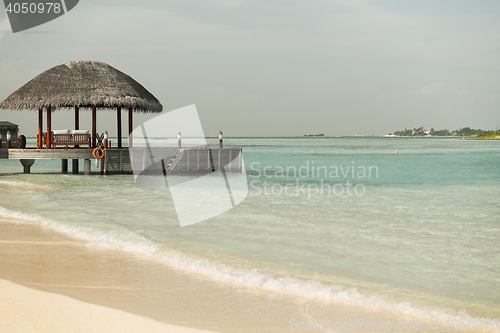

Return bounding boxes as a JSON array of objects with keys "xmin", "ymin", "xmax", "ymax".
[{"xmin": 0, "ymin": 61, "xmax": 162, "ymax": 113}]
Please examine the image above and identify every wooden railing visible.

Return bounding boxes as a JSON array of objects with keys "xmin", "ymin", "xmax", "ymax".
[
  {"xmin": 37, "ymin": 133, "xmax": 91, "ymax": 148},
  {"xmin": 52, "ymin": 133, "xmax": 91, "ymax": 147}
]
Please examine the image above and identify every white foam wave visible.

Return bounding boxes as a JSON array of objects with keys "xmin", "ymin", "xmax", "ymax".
[
  {"xmin": 0, "ymin": 206, "xmax": 490, "ymax": 324},
  {"xmin": 0, "ymin": 206, "xmax": 159, "ymax": 254},
  {"xmin": 0, "ymin": 180, "xmax": 52, "ymax": 191}
]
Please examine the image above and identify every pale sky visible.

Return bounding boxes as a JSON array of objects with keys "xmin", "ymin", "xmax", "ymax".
[{"xmin": 1, "ymin": 0, "xmax": 499, "ymax": 137}]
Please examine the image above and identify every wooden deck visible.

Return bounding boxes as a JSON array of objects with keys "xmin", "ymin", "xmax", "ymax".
[
  {"xmin": 5, "ymin": 148, "xmax": 93, "ymax": 160},
  {"xmin": 166, "ymin": 148, "xmax": 243, "ymax": 174},
  {"xmin": 103, "ymin": 147, "xmax": 243, "ymax": 175},
  {"xmin": 0, "ymin": 147, "xmax": 243, "ymax": 175}
]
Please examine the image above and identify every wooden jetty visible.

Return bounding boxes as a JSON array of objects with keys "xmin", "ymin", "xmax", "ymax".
[
  {"xmin": 0, "ymin": 60, "xmax": 243, "ymax": 176},
  {"xmin": 105, "ymin": 147, "xmax": 243, "ymax": 175},
  {"xmin": 0, "ymin": 147, "xmax": 94, "ymax": 174},
  {"xmin": 0, "ymin": 60, "xmax": 164, "ymax": 167},
  {"xmin": 164, "ymin": 148, "xmax": 243, "ymax": 174},
  {"xmin": 0, "ymin": 146, "xmax": 243, "ymax": 176}
]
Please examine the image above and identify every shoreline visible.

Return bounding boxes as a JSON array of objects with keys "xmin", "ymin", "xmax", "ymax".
[
  {"xmin": 0, "ymin": 218, "xmax": 312, "ymax": 333},
  {"xmin": 0, "ymin": 218, "xmax": 486, "ymax": 333}
]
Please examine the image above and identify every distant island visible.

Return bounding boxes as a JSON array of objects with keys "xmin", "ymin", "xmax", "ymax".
[
  {"xmin": 388, "ymin": 127, "xmax": 496, "ymax": 137},
  {"xmin": 304, "ymin": 134, "xmax": 325, "ymax": 137},
  {"xmin": 473, "ymin": 131, "xmax": 500, "ymax": 139}
]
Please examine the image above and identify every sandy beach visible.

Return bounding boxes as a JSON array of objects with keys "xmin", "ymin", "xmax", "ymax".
[
  {"xmin": 0, "ymin": 221, "xmax": 316, "ymax": 332},
  {"xmin": 0, "ymin": 221, "xmax": 219, "ymax": 333},
  {"xmin": 0, "ymin": 217, "xmax": 484, "ymax": 333},
  {"xmin": 0, "ymin": 220, "xmax": 308, "ymax": 333},
  {"xmin": 0, "ymin": 279, "xmax": 216, "ymax": 333}
]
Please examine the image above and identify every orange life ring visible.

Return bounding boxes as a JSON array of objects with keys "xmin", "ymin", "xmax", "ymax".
[{"xmin": 92, "ymin": 147, "xmax": 105, "ymax": 159}]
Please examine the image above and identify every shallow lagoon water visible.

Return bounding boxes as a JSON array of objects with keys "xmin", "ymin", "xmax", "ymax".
[{"xmin": 1, "ymin": 137, "xmax": 499, "ymax": 321}]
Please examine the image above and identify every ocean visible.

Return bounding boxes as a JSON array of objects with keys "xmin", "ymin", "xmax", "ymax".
[{"xmin": 1, "ymin": 137, "xmax": 499, "ymax": 324}]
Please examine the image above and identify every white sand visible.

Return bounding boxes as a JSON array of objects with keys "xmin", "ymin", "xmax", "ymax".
[{"xmin": 0, "ymin": 279, "xmax": 218, "ymax": 333}]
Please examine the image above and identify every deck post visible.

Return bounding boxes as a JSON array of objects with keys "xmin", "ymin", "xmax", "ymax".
[
  {"xmin": 20, "ymin": 159, "xmax": 35, "ymax": 174},
  {"xmin": 239, "ymin": 149, "xmax": 242, "ymax": 172},
  {"xmin": 38, "ymin": 107, "xmax": 43, "ymax": 149},
  {"xmin": 128, "ymin": 106, "xmax": 133, "ymax": 148},
  {"xmin": 75, "ymin": 106, "xmax": 79, "ymax": 130},
  {"xmin": 46, "ymin": 105, "xmax": 52, "ymax": 149},
  {"xmin": 117, "ymin": 106, "xmax": 122, "ymax": 148},
  {"xmin": 62, "ymin": 159, "xmax": 68, "ymax": 173},
  {"xmin": 119, "ymin": 150, "xmax": 123, "ymax": 173},
  {"xmin": 75, "ymin": 106, "xmax": 80, "ymax": 148},
  {"xmin": 207, "ymin": 149, "xmax": 211, "ymax": 171},
  {"xmin": 72, "ymin": 159, "xmax": 79, "ymax": 174},
  {"xmin": 92, "ymin": 104, "xmax": 97, "ymax": 148},
  {"xmin": 103, "ymin": 130, "xmax": 108, "ymax": 150},
  {"xmin": 84, "ymin": 159, "xmax": 91, "ymax": 175},
  {"xmin": 101, "ymin": 152, "xmax": 105, "ymax": 175}
]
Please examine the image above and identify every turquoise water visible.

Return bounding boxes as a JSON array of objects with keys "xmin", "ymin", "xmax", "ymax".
[{"xmin": 1, "ymin": 138, "xmax": 499, "ymax": 321}]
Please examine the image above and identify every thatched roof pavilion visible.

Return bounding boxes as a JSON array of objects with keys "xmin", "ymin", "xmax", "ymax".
[{"xmin": 0, "ymin": 60, "xmax": 163, "ymax": 149}]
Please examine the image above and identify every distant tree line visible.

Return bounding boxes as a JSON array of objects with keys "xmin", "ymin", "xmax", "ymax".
[
  {"xmin": 391, "ymin": 127, "xmax": 494, "ymax": 137},
  {"xmin": 304, "ymin": 134, "xmax": 325, "ymax": 137},
  {"xmin": 476, "ymin": 131, "xmax": 500, "ymax": 139}
]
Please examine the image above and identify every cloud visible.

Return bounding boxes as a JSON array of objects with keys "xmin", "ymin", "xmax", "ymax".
[
  {"xmin": 488, "ymin": 94, "xmax": 499, "ymax": 103},
  {"xmin": 0, "ymin": 59, "xmax": 30, "ymax": 92},
  {"xmin": 456, "ymin": 89, "xmax": 471, "ymax": 98},
  {"xmin": 203, "ymin": 0, "xmax": 244, "ymax": 8},
  {"xmin": 0, "ymin": 18, "xmax": 11, "ymax": 43},
  {"xmin": 409, "ymin": 82, "xmax": 444, "ymax": 99},
  {"xmin": 235, "ymin": 92, "xmax": 259, "ymax": 106},
  {"xmin": 40, "ymin": 5, "xmax": 270, "ymax": 53}
]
